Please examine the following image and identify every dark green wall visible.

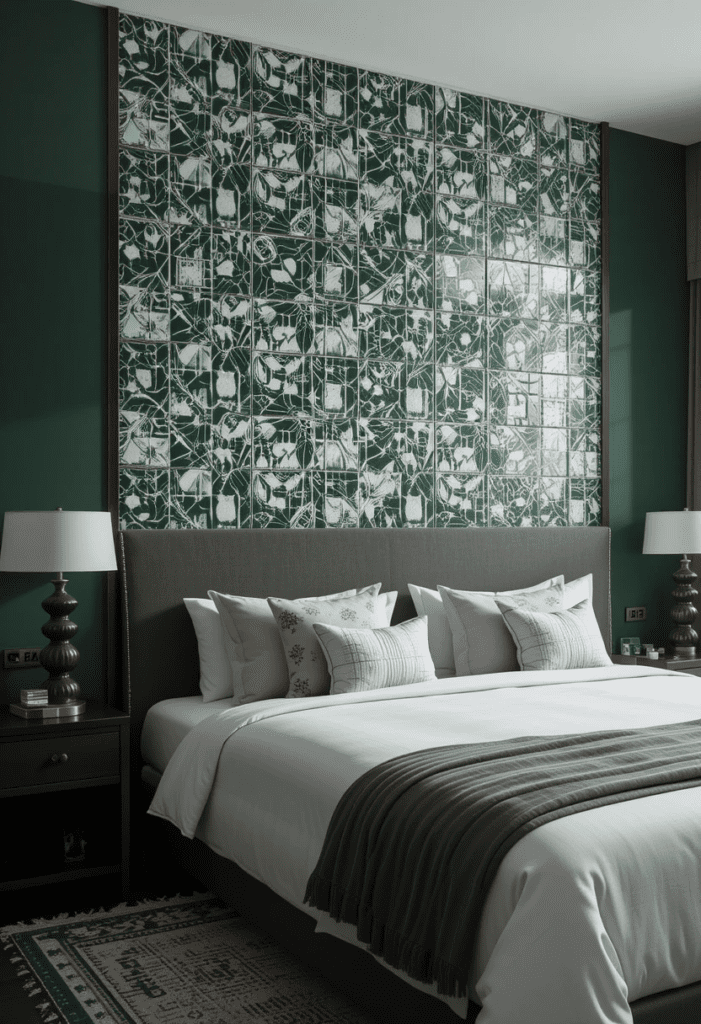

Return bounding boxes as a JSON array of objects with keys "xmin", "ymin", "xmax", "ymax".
[
  {"xmin": 608, "ymin": 128, "xmax": 688, "ymax": 650},
  {"xmin": 0, "ymin": 0, "xmax": 107, "ymax": 702},
  {"xmin": 0, "ymin": 4, "xmax": 691, "ymax": 697}
]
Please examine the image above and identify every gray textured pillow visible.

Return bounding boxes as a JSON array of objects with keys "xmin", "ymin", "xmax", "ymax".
[
  {"xmin": 494, "ymin": 594, "xmax": 612, "ymax": 671},
  {"xmin": 268, "ymin": 586, "xmax": 392, "ymax": 698},
  {"xmin": 438, "ymin": 576, "xmax": 565, "ymax": 676},
  {"xmin": 314, "ymin": 616, "xmax": 437, "ymax": 694}
]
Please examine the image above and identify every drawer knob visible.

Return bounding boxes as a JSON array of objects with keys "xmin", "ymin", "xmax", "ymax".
[{"xmin": 50, "ymin": 752, "xmax": 69, "ymax": 764}]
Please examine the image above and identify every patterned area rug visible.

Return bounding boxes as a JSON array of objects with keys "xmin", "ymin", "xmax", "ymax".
[{"xmin": 1, "ymin": 893, "xmax": 376, "ymax": 1024}]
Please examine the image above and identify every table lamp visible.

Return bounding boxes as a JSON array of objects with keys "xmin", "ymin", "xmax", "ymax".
[
  {"xmin": 642, "ymin": 508, "xmax": 701, "ymax": 658},
  {"xmin": 0, "ymin": 509, "xmax": 117, "ymax": 717}
]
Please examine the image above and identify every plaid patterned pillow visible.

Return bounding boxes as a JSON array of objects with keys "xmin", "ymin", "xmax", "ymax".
[{"xmin": 494, "ymin": 594, "xmax": 611, "ymax": 671}]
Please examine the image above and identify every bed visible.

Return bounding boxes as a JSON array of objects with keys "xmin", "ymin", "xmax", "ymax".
[{"xmin": 119, "ymin": 526, "xmax": 701, "ymax": 1024}]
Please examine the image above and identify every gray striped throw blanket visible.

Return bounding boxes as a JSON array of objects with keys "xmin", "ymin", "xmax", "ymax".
[{"xmin": 304, "ymin": 718, "xmax": 701, "ymax": 996}]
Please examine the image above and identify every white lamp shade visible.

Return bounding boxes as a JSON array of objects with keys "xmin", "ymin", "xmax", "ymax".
[
  {"xmin": 642, "ymin": 510, "xmax": 701, "ymax": 555},
  {"xmin": 0, "ymin": 511, "xmax": 117, "ymax": 573}
]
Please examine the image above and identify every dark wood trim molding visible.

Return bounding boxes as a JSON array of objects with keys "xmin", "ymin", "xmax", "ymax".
[
  {"xmin": 600, "ymin": 122, "xmax": 610, "ymax": 528},
  {"xmin": 105, "ymin": 5, "xmax": 120, "ymax": 708}
]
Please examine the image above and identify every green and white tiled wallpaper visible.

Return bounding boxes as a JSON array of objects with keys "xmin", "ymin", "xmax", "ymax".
[{"xmin": 118, "ymin": 13, "xmax": 602, "ymax": 530}]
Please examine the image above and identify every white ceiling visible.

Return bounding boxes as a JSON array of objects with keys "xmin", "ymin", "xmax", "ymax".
[{"xmin": 78, "ymin": 0, "xmax": 701, "ymax": 144}]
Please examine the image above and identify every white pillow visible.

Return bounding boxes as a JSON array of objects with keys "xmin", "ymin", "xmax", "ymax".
[
  {"xmin": 183, "ymin": 598, "xmax": 235, "ymax": 702},
  {"xmin": 438, "ymin": 576, "xmax": 565, "ymax": 676},
  {"xmin": 210, "ymin": 587, "xmax": 397, "ymax": 703},
  {"xmin": 268, "ymin": 586, "xmax": 396, "ymax": 698},
  {"xmin": 408, "ymin": 584, "xmax": 455, "ymax": 677},
  {"xmin": 314, "ymin": 616, "xmax": 437, "ymax": 694},
  {"xmin": 495, "ymin": 594, "xmax": 612, "ymax": 671}
]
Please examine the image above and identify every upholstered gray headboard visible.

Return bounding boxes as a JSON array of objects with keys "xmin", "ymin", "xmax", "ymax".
[{"xmin": 119, "ymin": 526, "xmax": 611, "ymax": 757}]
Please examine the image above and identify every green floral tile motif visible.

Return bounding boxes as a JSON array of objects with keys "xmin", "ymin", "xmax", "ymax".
[
  {"xmin": 212, "ymin": 231, "xmax": 251, "ymax": 297},
  {"xmin": 120, "ymin": 149, "xmax": 169, "ymax": 221},
  {"xmin": 359, "ymin": 360, "xmax": 433, "ymax": 419},
  {"xmin": 313, "ymin": 126, "xmax": 359, "ymax": 179},
  {"xmin": 170, "ymin": 343, "xmax": 213, "ymax": 466},
  {"xmin": 119, "ymin": 218, "xmax": 169, "ymax": 290},
  {"xmin": 540, "ymin": 477, "xmax": 568, "ymax": 526},
  {"xmin": 253, "ymin": 299, "xmax": 315, "ymax": 352},
  {"xmin": 539, "ymin": 216, "xmax": 568, "ymax": 266},
  {"xmin": 211, "ymin": 36, "xmax": 251, "ymax": 109},
  {"xmin": 402, "ymin": 80, "xmax": 434, "ymax": 137},
  {"xmin": 312, "ymin": 60, "xmax": 357, "ymax": 123},
  {"xmin": 252, "ymin": 48, "xmax": 311, "ymax": 117},
  {"xmin": 540, "ymin": 166, "xmax": 570, "ymax": 217},
  {"xmin": 488, "ymin": 318, "xmax": 540, "ymax": 372},
  {"xmin": 314, "ymin": 178, "xmax": 358, "ymax": 241},
  {"xmin": 539, "ymin": 112, "xmax": 568, "ymax": 167},
  {"xmin": 119, "ymin": 14, "xmax": 169, "ymax": 106},
  {"xmin": 569, "ymin": 170, "xmax": 600, "ymax": 220},
  {"xmin": 539, "ymin": 323, "xmax": 569, "ymax": 374},
  {"xmin": 315, "ymin": 242, "xmax": 358, "ymax": 302},
  {"xmin": 359, "ymin": 306, "xmax": 433, "ymax": 360},
  {"xmin": 253, "ymin": 114, "xmax": 315, "ymax": 172},
  {"xmin": 252, "ymin": 470, "xmax": 313, "ymax": 527},
  {"xmin": 212, "ymin": 412, "xmax": 251, "ymax": 468},
  {"xmin": 120, "ymin": 99, "xmax": 169, "ymax": 152},
  {"xmin": 569, "ymin": 268, "xmax": 601, "ymax": 325},
  {"xmin": 570, "ymin": 120, "xmax": 600, "ymax": 170},
  {"xmin": 310, "ymin": 356, "xmax": 359, "ymax": 417},
  {"xmin": 489, "ymin": 101, "xmax": 537, "ymax": 158},
  {"xmin": 488, "ymin": 475, "xmax": 539, "ymax": 526},
  {"xmin": 435, "ymin": 197, "xmax": 485, "ymax": 256},
  {"xmin": 360, "ymin": 471, "xmax": 434, "ymax": 528},
  {"xmin": 120, "ymin": 342, "xmax": 169, "ymax": 466},
  {"xmin": 361, "ymin": 419, "xmax": 434, "ymax": 473},
  {"xmin": 310, "ymin": 471, "xmax": 359, "ymax": 527},
  {"xmin": 252, "ymin": 234, "xmax": 313, "ymax": 300},
  {"xmin": 360, "ymin": 183, "xmax": 401, "ymax": 247},
  {"xmin": 436, "ymin": 147, "xmax": 487, "ymax": 198},
  {"xmin": 168, "ymin": 154, "xmax": 211, "ymax": 224},
  {"xmin": 359, "ymin": 247, "xmax": 405, "ymax": 306},
  {"xmin": 489, "ymin": 155, "xmax": 538, "ymax": 210},
  {"xmin": 170, "ymin": 226, "xmax": 211, "ymax": 291},
  {"xmin": 170, "ymin": 467, "xmax": 212, "ymax": 528},
  {"xmin": 212, "ymin": 347, "xmax": 251, "ymax": 415},
  {"xmin": 435, "ymin": 89, "xmax": 485, "ymax": 149},
  {"xmin": 171, "ymin": 25, "xmax": 211, "ymax": 59},
  {"xmin": 171, "ymin": 290, "xmax": 212, "ymax": 344},
  {"xmin": 358, "ymin": 71, "xmax": 402, "ymax": 134},
  {"xmin": 435, "ymin": 366, "xmax": 485, "ymax": 423},
  {"xmin": 252, "ymin": 352, "xmax": 307, "ymax": 415},
  {"xmin": 120, "ymin": 285, "xmax": 169, "ymax": 341},
  {"xmin": 543, "ymin": 373, "xmax": 569, "ymax": 427},
  {"xmin": 435, "ymin": 254, "xmax": 485, "ymax": 313},
  {"xmin": 436, "ymin": 311, "xmax": 485, "ymax": 367},
  {"xmin": 212, "ymin": 469, "xmax": 251, "ymax": 528},
  {"xmin": 314, "ymin": 302, "xmax": 358, "ymax": 356},
  {"xmin": 569, "ymin": 426, "xmax": 600, "ymax": 478},
  {"xmin": 541, "ymin": 428, "xmax": 568, "ymax": 476},
  {"xmin": 569, "ymin": 477, "xmax": 601, "ymax": 526},
  {"xmin": 569, "ymin": 325, "xmax": 601, "ymax": 377},
  {"xmin": 569, "ymin": 219, "xmax": 600, "ymax": 269},
  {"xmin": 359, "ymin": 132, "xmax": 433, "ymax": 191},
  {"xmin": 212, "ymin": 162, "xmax": 251, "ymax": 229},
  {"xmin": 170, "ymin": 55, "xmax": 211, "ymax": 114},
  {"xmin": 489, "ymin": 371, "xmax": 540, "ymax": 427},
  {"xmin": 252, "ymin": 169, "xmax": 314, "ymax": 236},
  {"xmin": 212, "ymin": 102, "xmax": 252, "ymax": 164},
  {"xmin": 489, "ymin": 206, "xmax": 537, "ymax": 262},
  {"xmin": 213, "ymin": 295, "xmax": 251, "ymax": 349},
  {"xmin": 569, "ymin": 375, "xmax": 601, "ymax": 433},
  {"xmin": 120, "ymin": 467, "xmax": 170, "ymax": 529},
  {"xmin": 435, "ymin": 473, "xmax": 487, "ymax": 527},
  {"xmin": 489, "ymin": 426, "xmax": 539, "ymax": 475},
  {"xmin": 253, "ymin": 416, "xmax": 315, "ymax": 469},
  {"xmin": 488, "ymin": 260, "xmax": 539, "ymax": 319},
  {"xmin": 436, "ymin": 423, "xmax": 487, "ymax": 472},
  {"xmin": 540, "ymin": 266, "xmax": 568, "ymax": 322},
  {"xmin": 406, "ymin": 252, "xmax": 433, "ymax": 308},
  {"xmin": 401, "ymin": 191, "xmax": 434, "ymax": 250},
  {"xmin": 313, "ymin": 418, "xmax": 358, "ymax": 469}
]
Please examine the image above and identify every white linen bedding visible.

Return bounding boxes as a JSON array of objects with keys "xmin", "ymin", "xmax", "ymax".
[{"xmin": 147, "ymin": 666, "xmax": 701, "ymax": 1024}]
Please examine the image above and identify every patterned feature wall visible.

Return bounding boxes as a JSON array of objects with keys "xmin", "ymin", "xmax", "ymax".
[{"xmin": 117, "ymin": 13, "xmax": 602, "ymax": 530}]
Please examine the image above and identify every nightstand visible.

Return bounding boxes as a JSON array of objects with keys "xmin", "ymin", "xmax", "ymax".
[
  {"xmin": 0, "ymin": 704, "xmax": 129, "ymax": 895},
  {"xmin": 612, "ymin": 654, "xmax": 701, "ymax": 677}
]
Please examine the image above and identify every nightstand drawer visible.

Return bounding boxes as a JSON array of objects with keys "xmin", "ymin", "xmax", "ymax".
[{"xmin": 0, "ymin": 731, "xmax": 120, "ymax": 791}]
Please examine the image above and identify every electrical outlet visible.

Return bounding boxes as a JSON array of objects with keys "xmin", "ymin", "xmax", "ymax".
[
  {"xmin": 625, "ymin": 607, "xmax": 647, "ymax": 622},
  {"xmin": 3, "ymin": 648, "xmax": 42, "ymax": 669}
]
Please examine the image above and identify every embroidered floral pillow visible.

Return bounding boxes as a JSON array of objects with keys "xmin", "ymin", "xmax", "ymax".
[{"xmin": 268, "ymin": 585, "xmax": 387, "ymax": 698}]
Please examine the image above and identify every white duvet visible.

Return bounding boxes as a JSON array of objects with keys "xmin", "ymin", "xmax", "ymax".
[{"xmin": 148, "ymin": 666, "xmax": 701, "ymax": 1024}]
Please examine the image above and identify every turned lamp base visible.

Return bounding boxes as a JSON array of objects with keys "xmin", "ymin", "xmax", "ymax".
[{"xmin": 667, "ymin": 556, "xmax": 700, "ymax": 659}]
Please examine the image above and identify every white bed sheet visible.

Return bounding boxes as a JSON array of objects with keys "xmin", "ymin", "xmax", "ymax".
[
  {"xmin": 141, "ymin": 695, "xmax": 231, "ymax": 773},
  {"xmin": 147, "ymin": 666, "xmax": 701, "ymax": 1024}
]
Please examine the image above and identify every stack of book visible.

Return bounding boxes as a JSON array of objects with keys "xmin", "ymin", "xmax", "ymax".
[{"xmin": 20, "ymin": 688, "xmax": 49, "ymax": 707}]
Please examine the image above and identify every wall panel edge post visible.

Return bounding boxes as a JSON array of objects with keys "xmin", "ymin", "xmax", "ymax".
[
  {"xmin": 600, "ymin": 122, "xmax": 610, "ymax": 528},
  {"xmin": 106, "ymin": 5, "xmax": 120, "ymax": 708}
]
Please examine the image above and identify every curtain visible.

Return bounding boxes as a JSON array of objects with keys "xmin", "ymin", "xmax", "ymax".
[{"xmin": 686, "ymin": 145, "xmax": 701, "ymax": 511}]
